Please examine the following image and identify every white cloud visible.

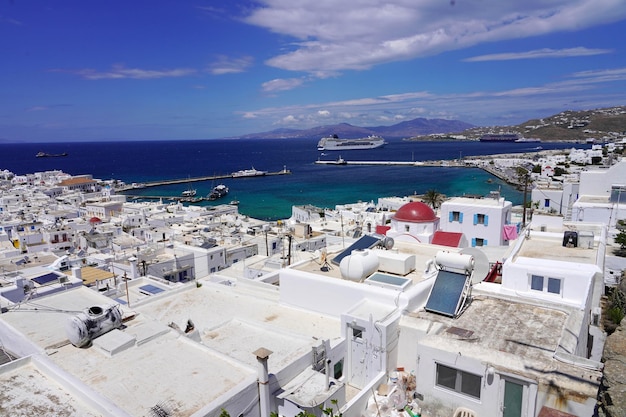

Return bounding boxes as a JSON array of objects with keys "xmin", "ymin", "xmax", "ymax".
[
  {"xmin": 208, "ymin": 55, "xmax": 254, "ymax": 75},
  {"xmin": 261, "ymin": 77, "xmax": 305, "ymax": 92},
  {"xmin": 242, "ymin": 65, "xmax": 626, "ymax": 128},
  {"xmin": 25, "ymin": 104, "xmax": 72, "ymax": 112},
  {"xmin": 465, "ymin": 47, "xmax": 612, "ymax": 62},
  {"xmin": 57, "ymin": 64, "xmax": 197, "ymax": 80},
  {"xmin": 281, "ymin": 115, "xmax": 299, "ymax": 124},
  {"xmin": 244, "ymin": 1, "xmax": 626, "ymax": 73},
  {"xmin": 570, "ymin": 67, "xmax": 626, "ymax": 80}
]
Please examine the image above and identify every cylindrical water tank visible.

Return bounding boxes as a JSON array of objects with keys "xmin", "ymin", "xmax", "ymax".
[
  {"xmin": 434, "ymin": 251, "xmax": 474, "ymax": 273},
  {"xmin": 340, "ymin": 249, "xmax": 379, "ymax": 282},
  {"xmin": 65, "ymin": 305, "xmax": 123, "ymax": 347}
]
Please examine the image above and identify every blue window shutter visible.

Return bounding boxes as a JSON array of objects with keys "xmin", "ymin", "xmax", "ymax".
[
  {"xmin": 449, "ymin": 212, "xmax": 454, "ymax": 222},
  {"xmin": 473, "ymin": 214, "xmax": 478, "ymax": 225},
  {"xmin": 459, "ymin": 213, "xmax": 463, "ymax": 223},
  {"xmin": 471, "ymin": 238, "xmax": 476, "ymax": 247},
  {"xmin": 484, "ymin": 215, "xmax": 489, "ymax": 226},
  {"xmin": 484, "ymin": 239, "xmax": 488, "ymax": 246},
  {"xmin": 544, "ymin": 199, "xmax": 550, "ymax": 208}
]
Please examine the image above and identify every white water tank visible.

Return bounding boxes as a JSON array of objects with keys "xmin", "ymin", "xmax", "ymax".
[
  {"xmin": 340, "ymin": 249, "xmax": 379, "ymax": 282},
  {"xmin": 65, "ymin": 305, "xmax": 123, "ymax": 347},
  {"xmin": 434, "ymin": 251, "xmax": 474, "ymax": 274}
]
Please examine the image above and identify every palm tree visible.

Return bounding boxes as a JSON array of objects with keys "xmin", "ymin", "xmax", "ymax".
[{"xmin": 423, "ymin": 189, "xmax": 444, "ymax": 210}]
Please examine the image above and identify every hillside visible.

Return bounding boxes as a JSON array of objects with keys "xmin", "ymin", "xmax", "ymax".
[
  {"xmin": 231, "ymin": 118, "xmax": 475, "ymax": 140},
  {"xmin": 459, "ymin": 106, "xmax": 626, "ymax": 142}
]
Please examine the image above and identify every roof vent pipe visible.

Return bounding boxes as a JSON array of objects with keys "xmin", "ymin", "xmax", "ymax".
[{"xmin": 253, "ymin": 347, "xmax": 273, "ymax": 417}]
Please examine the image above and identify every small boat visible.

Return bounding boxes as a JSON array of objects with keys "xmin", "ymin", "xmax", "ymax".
[
  {"xmin": 36, "ymin": 151, "xmax": 68, "ymax": 158},
  {"xmin": 229, "ymin": 200, "xmax": 240, "ymax": 206},
  {"xmin": 208, "ymin": 184, "xmax": 229, "ymax": 200},
  {"xmin": 181, "ymin": 188, "xmax": 197, "ymax": 197}
]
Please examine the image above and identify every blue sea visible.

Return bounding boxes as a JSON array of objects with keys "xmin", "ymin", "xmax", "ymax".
[{"xmin": 1, "ymin": 139, "xmax": 587, "ymax": 220}]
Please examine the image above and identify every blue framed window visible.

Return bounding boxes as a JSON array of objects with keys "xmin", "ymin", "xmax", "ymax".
[
  {"xmin": 449, "ymin": 211, "xmax": 463, "ymax": 223},
  {"xmin": 473, "ymin": 214, "xmax": 488, "ymax": 225}
]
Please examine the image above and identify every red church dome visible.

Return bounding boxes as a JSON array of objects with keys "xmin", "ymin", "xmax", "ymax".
[{"xmin": 393, "ymin": 201, "xmax": 437, "ymax": 223}]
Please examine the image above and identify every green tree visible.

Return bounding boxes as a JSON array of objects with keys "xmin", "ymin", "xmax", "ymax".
[
  {"xmin": 423, "ymin": 189, "xmax": 444, "ymax": 210},
  {"xmin": 515, "ymin": 166, "xmax": 529, "ymax": 185},
  {"xmin": 615, "ymin": 230, "xmax": 626, "ymax": 250}
]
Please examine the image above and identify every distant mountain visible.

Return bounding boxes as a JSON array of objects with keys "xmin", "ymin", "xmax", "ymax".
[{"xmin": 232, "ymin": 117, "xmax": 475, "ymax": 140}]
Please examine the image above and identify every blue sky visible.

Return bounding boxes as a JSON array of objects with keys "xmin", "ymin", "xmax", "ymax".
[{"xmin": 2, "ymin": 1, "xmax": 626, "ymax": 142}]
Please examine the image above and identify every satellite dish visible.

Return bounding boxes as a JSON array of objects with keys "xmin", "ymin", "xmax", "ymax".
[{"xmin": 461, "ymin": 247, "xmax": 490, "ymax": 284}]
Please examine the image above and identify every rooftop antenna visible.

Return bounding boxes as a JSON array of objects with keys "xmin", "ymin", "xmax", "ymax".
[{"xmin": 319, "ymin": 249, "xmax": 332, "ymax": 272}]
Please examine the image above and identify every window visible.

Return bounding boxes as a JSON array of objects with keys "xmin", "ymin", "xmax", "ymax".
[
  {"xmin": 436, "ymin": 364, "xmax": 481, "ymax": 399},
  {"xmin": 472, "ymin": 238, "xmax": 487, "ymax": 247},
  {"xmin": 449, "ymin": 211, "xmax": 463, "ymax": 223},
  {"xmin": 544, "ymin": 199, "xmax": 550, "ymax": 208},
  {"xmin": 473, "ymin": 213, "xmax": 488, "ymax": 225},
  {"xmin": 530, "ymin": 275, "xmax": 562, "ymax": 295},
  {"xmin": 547, "ymin": 278, "xmax": 561, "ymax": 294},
  {"xmin": 352, "ymin": 327, "xmax": 363, "ymax": 339},
  {"xmin": 531, "ymin": 274, "xmax": 543, "ymax": 291},
  {"xmin": 405, "ymin": 225, "xmax": 410, "ymax": 232}
]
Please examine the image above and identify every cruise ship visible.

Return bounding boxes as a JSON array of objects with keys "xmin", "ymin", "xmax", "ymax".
[
  {"xmin": 478, "ymin": 133, "xmax": 522, "ymax": 142},
  {"xmin": 317, "ymin": 134, "xmax": 386, "ymax": 151}
]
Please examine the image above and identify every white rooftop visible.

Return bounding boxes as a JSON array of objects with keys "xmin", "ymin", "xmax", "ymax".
[
  {"xmin": 0, "ymin": 277, "xmax": 341, "ymax": 416},
  {"xmin": 403, "ymin": 295, "xmax": 602, "ymax": 397}
]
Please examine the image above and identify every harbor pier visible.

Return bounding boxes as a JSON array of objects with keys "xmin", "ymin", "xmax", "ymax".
[{"xmin": 118, "ymin": 168, "xmax": 291, "ymax": 191}]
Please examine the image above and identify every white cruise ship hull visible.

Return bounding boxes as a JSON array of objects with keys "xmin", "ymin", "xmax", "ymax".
[{"xmin": 317, "ymin": 135, "xmax": 386, "ymax": 151}]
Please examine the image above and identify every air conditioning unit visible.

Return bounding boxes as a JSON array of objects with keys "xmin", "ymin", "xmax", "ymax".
[
  {"xmin": 58, "ymin": 275, "xmax": 69, "ymax": 284},
  {"xmin": 578, "ymin": 231, "xmax": 594, "ymax": 249}
]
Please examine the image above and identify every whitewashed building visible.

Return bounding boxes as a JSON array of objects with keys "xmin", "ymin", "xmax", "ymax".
[
  {"xmin": 571, "ymin": 160, "xmax": 626, "ymax": 227},
  {"xmin": 439, "ymin": 193, "xmax": 514, "ymax": 247},
  {"xmin": 531, "ymin": 179, "xmax": 580, "ymax": 217}
]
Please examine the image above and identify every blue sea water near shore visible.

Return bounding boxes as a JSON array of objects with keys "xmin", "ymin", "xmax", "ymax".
[{"xmin": 1, "ymin": 138, "xmax": 589, "ymax": 220}]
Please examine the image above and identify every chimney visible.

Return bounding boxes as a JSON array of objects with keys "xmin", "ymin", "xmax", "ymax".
[
  {"xmin": 72, "ymin": 267, "xmax": 82, "ymax": 281},
  {"xmin": 253, "ymin": 347, "xmax": 273, "ymax": 417},
  {"xmin": 128, "ymin": 256, "xmax": 138, "ymax": 279}
]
